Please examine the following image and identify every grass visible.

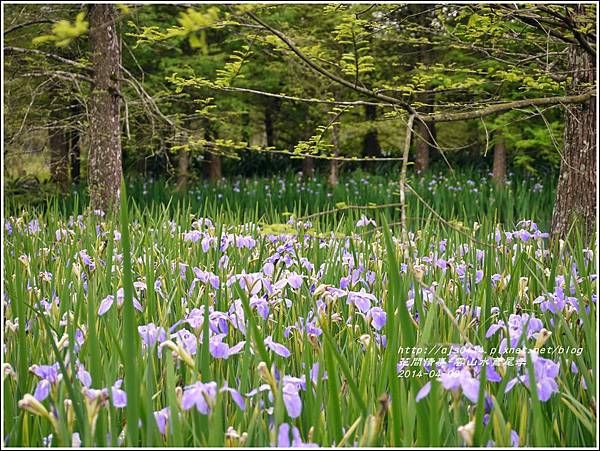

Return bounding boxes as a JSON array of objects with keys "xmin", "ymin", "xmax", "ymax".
[
  {"xmin": 6, "ymin": 169, "xmax": 555, "ymax": 231},
  {"xmin": 2, "ymin": 170, "xmax": 596, "ymax": 447}
]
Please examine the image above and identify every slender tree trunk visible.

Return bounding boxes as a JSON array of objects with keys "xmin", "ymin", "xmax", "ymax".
[
  {"xmin": 302, "ymin": 157, "xmax": 315, "ymax": 178},
  {"xmin": 363, "ymin": 104, "xmax": 381, "ymax": 160},
  {"xmin": 328, "ymin": 122, "xmax": 340, "ymax": 187},
  {"xmin": 176, "ymin": 131, "xmax": 189, "ymax": 191},
  {"xmin": 88, "ymin": 4, "xmax": 122, "ymax": 211},
  {"xmin": 413, "ymin": 5, "xmax": 435, "ymax": 173},
  {"xmin": 69, "ymin": 100, "xmax": 82, "ymax": 184},
  {"xmin": 69, "ymin": 127, "xmax": 81, "ymax": 184},
  {"xmin": 49, "ymin": 124, "xmax": 69, "ymax": 193},
  {"xmin": 551, "ymin": 22, "xmax": 596, "ymax": 239},
  {"xmin": 492, "ymin": 134, "xmax": 507, "ymax": 187},
  {"xmin": 241, "ymin": 111, "xmax": 251, "ymax": 144},
  {"xmin": 265, "ymin": 106, "xmax": 275, "ymax": 147},
  {"xmin": 206, "ymin": 152, "xmax": 222, "ymax": 182},
  {"xmin": 414, "ymin": 120, "xmax": 430, "ymax": 172},
  {"xmin": 203, "ymin": 125, "xmax": 221, "ymax": 182}
]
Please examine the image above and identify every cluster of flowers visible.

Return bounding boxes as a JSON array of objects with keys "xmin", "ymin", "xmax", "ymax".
[{"xmin": 6, "ymin": 211, "xmax": 593, "ymax": 447}]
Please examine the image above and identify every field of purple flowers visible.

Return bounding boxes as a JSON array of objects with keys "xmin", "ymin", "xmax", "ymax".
[{"xmin": 3, "ymin": 174, "xmax": 596, "ymax": 447}]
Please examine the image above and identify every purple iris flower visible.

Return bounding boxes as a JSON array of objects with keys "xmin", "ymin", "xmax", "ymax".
[
  {"xmin": 183, "ymin": 230, "xmax": 202, "ymax": 242},
  {"xmin": 439, "ymin": 368, "xmax": 480, "ymax": 403},
  {"xmin": 98, "ymin": 288, "xmax": 143, "ymax": 316},
  {"xmin": 347, "ymin": 290, "xmax": 377, "ymax": 313},
  {"xmin": 418, "ymin": 345, "xmax": 499, "ymax": 403},
  {"xmin": 111, "ymin": 380, "xmax": 127, "ymax": 408},
  {"xmin": 490, "ymin": 273, "xmax": 504, "ymax": 287},
  {"xmin": 154, "ymin": 280, "xmax": 164, "ymax": 298},
  {"xmin": 30, "ymin": 364, "xmax": 60, "ymax": 401},
  {"xmin": 154, "ymin": 407, "xmax": 169, "ymax": 435},
  {"xmin": 416, "ymin": 382, "xmax": 431, "ymax": 402},
  {"xmin": 229, "ymin": 272, "xmax": 270, "ymax": 296},
  {"xmin": 435, "ymin": 258, "xmax": 448, "ymax": 271},
  {"xmin": 138, "ymin": 323, "xmax": 167, "ymax": 349},
  {"xmin": 192, "ymin": 267, "xmax": 220, "ymax": 290},
  {"xmin": 369, "ymin": 307, "xmax": 387, "ymax": 331},
  {"xmin": 209, "ymin": 334, "xmax": 245, "ymax": 359},
  {"xmin": 201, "ymin": 236, "xmax": 214, "ymax": 253},
  {"xmin": 475, "ymin": 270, "xmax": 484, "ymax": 284},
  {"xmin": 76, "ymin": 363, "xmax": 92, "ymax": 388},
  {"xmin": 263, "ymin": 261, "xmax": 275, "ymax": 277},
  {"xmin": 340, "ymin": 276, "xmax": 350, "ymax": 290},
  {"xmin": 169, "ymin": 329, "xmax": 197, "ymax": 355},
  {"xmin": 300, "ymin": 258, "xmax": 314, "ymax": 273},
  {"xmin": 287, "ymin": 272, "xmax": 303, "ymax": 290},
  {"xmin": 228, "ymin": 300, "xmax": 247, "ymax": 336},
  {"xmin": 182, "ymin": 381, "xmax": 218, "ymax": 414},
  {"xmin": 365, "ymin": 270, "xmax": 376, "ymax": 286},
  {"xmin": 264, "ymin": 336, "xmax": 291, "ymax": 358},
  {"xmin": 356, "ymin": 215, "xmax": 376, "ymax": 228},
  {"xmin": 277, "ymin": 423, "xmax": 318, "ymax": 447},
  {"xmin": 505, "ymin": 353, "xmax": 559, "ymax": 401},
  {"xmin": 518, "ymin": 229, "xmax": 531, "ymax": 242},
  {"xmin": 220, "ymin": 383, "xmax": 246, "ymax": 411},
  {"xmin": 28, "ymin": 219, "xmax": 41, "ymax": 234},
  {"xmin": 282, "ymin": 382, "xmax": 302, "ymax": 419},
  {"xmin": 273, "ymin": 272, "xmax": 303, "ymax": 291},
  {"xmin": 486, "ymin": 313, "xmax": 543, "ymax": 354},
  {"xmin": 439, "ymin": 239, "xmax": 447, "ymax": 253},
  {"xmin": 250, "ymin": 295, "xmax": 270, "ymax": 320},
  {"xmin": 284, "ymin": 313, "xmax": 322, "ymax": 338},
  {"xmin": 184, "ymin": 307, "xmax": 205, "ymax": 330}
]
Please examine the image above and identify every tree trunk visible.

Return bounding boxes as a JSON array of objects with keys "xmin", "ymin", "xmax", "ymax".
[
  {"xmin": 69, "ymin": 101, "xmax": 82, "ymax": 184},
  {"xmin": 302, "ymin": 157, "xmax": 315, "ymax": 178},
  {"xmin": 206, "ymin": 152, "xmax": 222, "ymax": 182},
  {"xmin": 49, "ymin": 124, "xmax": 69, "ymax": 193},
  {"xmin": 88, "ymin": 4, "xmax": 122, "ymax": 212},
  {"xmin": 328, "ymin": 122, "xmax": 340, "ymax": 187},
  {"xmin": 413, "ymin": 5, "xmax": 435, "ymax": 173},
  {"xmin": 492, "ymin": 134, "xmax": 507, "ymax": 187},
  {"xmin": 265, "ymin": 106, "xmax": 275, "ymax": 147},
  {"xmin": 176, "ymin": 143, "xmax": 189, "ymax": 192},
  {"xmin": 69, "ymin": 127, "xmax": 81, "ymax": 184},
  {"xmin": 414, "ymin": 120, "xmax": 430, "ymax": 172},
  {"xmin": 551, "ymin": 8, "xmax": 596, "ymax": 239},
  {"xmin": 203, "ymin": 124, "xmax": 222, "ymax": 182},
  {"xmin": 363, "ymin": 104, "xmax": 381, "ymax": 170}
]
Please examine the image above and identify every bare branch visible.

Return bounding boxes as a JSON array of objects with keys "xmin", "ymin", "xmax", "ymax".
[{"xmin": 420, "ymin": 90, "xmax": 595, "ymax": 123}]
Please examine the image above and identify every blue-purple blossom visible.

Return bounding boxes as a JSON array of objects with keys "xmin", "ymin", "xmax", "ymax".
[
  {"xmin": 138, "ymin": 323, "xmax": 167, "ymax": 349},
  {"xmin": 356, "ymin": 215, "xmax": 376, "ymax": 228},
  {"xmin": 182, "ymin": 381, "xmax": 218, "ymax": 414},
  {"xmin": 369, "ymin": 307, "xmax": 387, "ymax": 330},
  {"xmin": 111, "ymin": 380, "xmax": 127, "ymax": 408},
  {"xmin": 98, "ymin": 288, "xmax": 143, "ymax": 316},
  {"xmin": 277, "ymin": 423, "xmax": 318, "ymax": 447},
  {"xmin": 264, "ymin": 336, "xmax": 291, "ymax": 358},
  {"xmin": 209, "ymin": 334, "xmax": 245, "ymax": 359},
  {"xmin": 505, "ymin": 352, "xmax": 560, "ymax": 401},
  {"xmin": 30, "ymin": 364, "xmax": 60, "ymax": 401},
  {"xmin": 282, "ymin": 382, "xmax": 302, "ymax": 418},
  {"xmin": 154, "ymin": 407, "xmax": 169, "ymax": 435}
]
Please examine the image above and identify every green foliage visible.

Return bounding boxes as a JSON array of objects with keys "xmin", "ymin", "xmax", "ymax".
[
  {"xmin": 215, "ymin": 45, "xmax": 252, "ymax": 87},
  {"xmin": 32, "ymin": 12, "xmax": 88, "ymax": 47},
  {"xmin": 333, "ymin": 13, "xmax": 375, "ymax": 80}
]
